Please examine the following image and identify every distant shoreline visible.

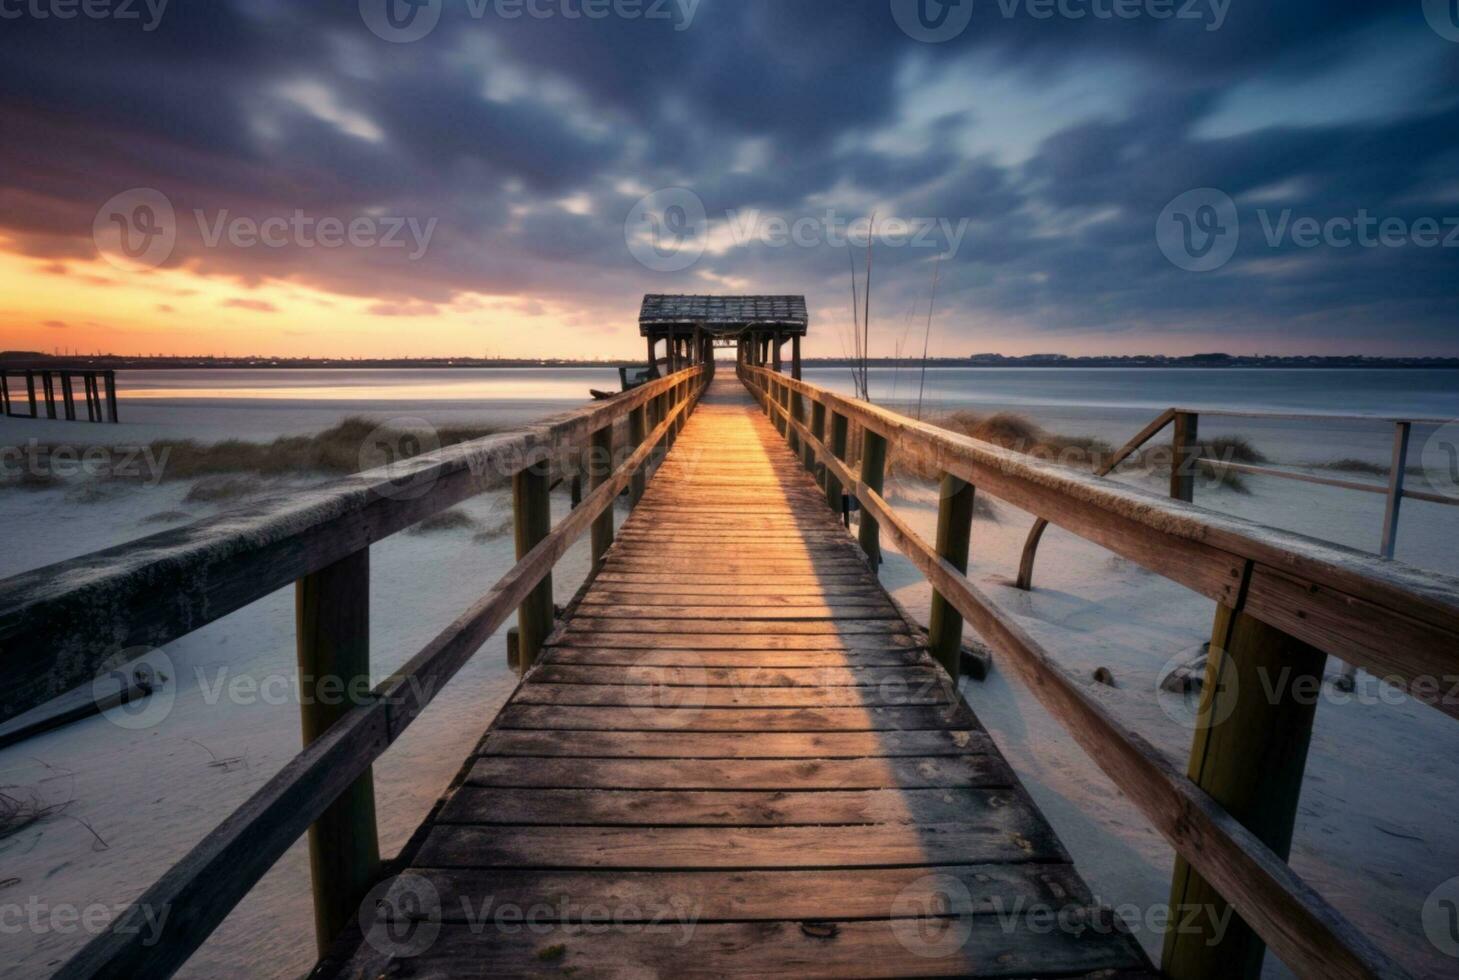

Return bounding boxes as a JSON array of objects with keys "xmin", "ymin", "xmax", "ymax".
[{"xmin": 3, "ymin": 354, "xmax": 1457, "ymax": 371}]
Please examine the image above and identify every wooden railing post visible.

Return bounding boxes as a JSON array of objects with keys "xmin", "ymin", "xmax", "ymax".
[
  {"xmin": 1171, "ymin": 410, "xmax": 1199, "ymax": 503},
  {"xmin": 806, "ymin": 399, "xmax": 825, "ymax": 480},
  {"xmin": 41, "ymin": 372, "xmax": 57, "ymax": 419},
  {"xmin": 295, "ymin": 548, "xmax": 380, "ymax": 956},
  {"xmin": 513, "ymin": 461, "xmax": 554, "ymax": 671},
  {"xmin": 1379, "ymin": 420, "xmax": 1411, "ymax": 559},
  {"xmin": 1163, "ymin": 600, "xmax": 1325, "ymax": 979},
  {"xmin": 25, "ymin": 370, "xmax": 37, "ymax": 418},
  {"xmin": 60, "ymin": 372, "xmax": 76, "ymax": 420},
  {"xmin": 928, "ymin": 475, "xmax": 975, "ymax": 678},
  {"xmin": 826, "ymin": 410, "xmax": 848, "ymax": 514},
  {"xmin": 628, "ymin": 404, "xmax": 648, "ymax": 507},
  {"xmin": 590, "ymin": 423, "xmax": 615, "ymax": 566},
  {"xmin": 858, "ymin": 428, "xmax": 888, "ymax": 569},
  {"xmin": 105, "ymin": 370, "xmax": 119, "ymax": 423}
]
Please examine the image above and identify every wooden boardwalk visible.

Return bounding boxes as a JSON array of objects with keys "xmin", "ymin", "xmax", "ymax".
[{"xmin": 333, "ymin": 379, "xmax": 1150, "ymax": 978}]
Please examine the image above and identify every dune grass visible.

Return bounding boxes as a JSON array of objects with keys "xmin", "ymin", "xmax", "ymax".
[
  {"xmin": 150, "ymin": 417, "xmax": 502, "ymax": 480},
  {"xmin": 1, "ymin": 417, "xmax": 503, "ymax": 492}
]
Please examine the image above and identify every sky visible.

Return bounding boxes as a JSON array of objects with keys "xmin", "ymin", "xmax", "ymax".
[{"xmin": 1, "ymin": 0, "xmax": 1456, "ymax": 359}]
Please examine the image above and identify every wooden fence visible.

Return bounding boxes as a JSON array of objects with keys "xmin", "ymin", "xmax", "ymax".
[
  {"xmin": 0, "ymin": 364, "xmax": 708, "ymax": 977},
  {"xmin": 0, "ymin": 368, "xmax": 119, "ymax": 423},
  {"xmin": 742, "ymin": 362, "xmax": 1459, "ymax": 980}
]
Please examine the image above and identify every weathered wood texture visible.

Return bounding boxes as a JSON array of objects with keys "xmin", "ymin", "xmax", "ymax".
[{"xmin": 328, "ymin": 378, "xmax": 1148, "ymax": 979}]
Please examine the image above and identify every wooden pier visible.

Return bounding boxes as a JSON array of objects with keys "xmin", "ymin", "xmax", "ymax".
[
  {"xmin": 4, "ymin": 309, "xmax": 1459, "ymax": 977},
  {"xmin": 0, "ymin": 367, "xmax": 119, "ymax": 423},
  {"xmin": 328, "ymin": 380, "xmax": 1149, "ymax": 978}
]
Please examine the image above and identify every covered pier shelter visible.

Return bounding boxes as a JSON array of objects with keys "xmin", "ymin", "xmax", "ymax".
[{"xmin": 640, "ymin": 293, "xmax": 809, "ymax": 377}]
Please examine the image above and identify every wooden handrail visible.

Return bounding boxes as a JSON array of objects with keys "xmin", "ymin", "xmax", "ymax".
[
  {"xmin": 0, "ymin": 367, "xmax": 704, "ymax": 724},
  {"xmin": 1016, "ymin": 407, "xmax": 1177, "ymax": 589},
  {"xmin": 742, "ymin": 365, "xmax": 1459, "ymax": 720},
  {"xmin": 745, "ymin": 364, "xmax": 1418, "ymax": 979},
  {"xmin": 48, "ymin": 366, "xmax": 708, "ymax": 978}
]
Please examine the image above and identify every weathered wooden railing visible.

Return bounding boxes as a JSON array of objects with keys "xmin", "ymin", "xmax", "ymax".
[
  {"xmin": 742, "ymin": 362, "xmax": 1459, "ymax": 980},
  {"xmin": 0, "ymin": 364, "xmax": 708, "ymax": 977},
  {"xmin": 0, "ymin": 368, "xmax": 119, "ymax": 422},
  {"xmin": 1018, "ymin": 407, "xmax": 1457, "ymax": 591}
]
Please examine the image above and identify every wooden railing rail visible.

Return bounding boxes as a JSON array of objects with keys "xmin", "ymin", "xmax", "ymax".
[
  {"xmin": 741, "ymin": 366, "xmax": 1459, "ymax": 719},
  {"xmin": 0, "ymin": 365, "xmax": 707, "ymax": 978},
  {"xmin": 1019, "ymin": 407, "xmax": 1457, "ymax": 590},
  {"xmin": 741, "ymin": 363, "xmax": 1458, "ymax": 980}
]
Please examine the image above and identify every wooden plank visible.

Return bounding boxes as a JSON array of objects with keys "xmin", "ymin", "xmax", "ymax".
[
  {"xmin": 512, "ymin": 682, "xmax": 953, "ymax": 708},
  {"xmin": 542, "ymin": 647, "xmax": 930, "ymax": 667},
  {"xmin": 546, "ymin": 633, "xmax": 919, "ymax": 651},
  {"xmin": 377, "ymin": 863, "xmax": 1095, "ymax": 922},
  {"xmin": 414, "ymin": 819, "xmax": 1065, "ymax": 869},
  {"xmin": 478, "ymin": 730, "xmax": 992, "ymax": 759},
  {"xmin": 465, "ymin": 755, "xmax": 1009, "ymax": 790},
  {"xmin": 496, "ymin": 704, "xmax": 977, "ymax": 733},
  {"xmin": 568, "ymin": 604, "xmax": 900, "ymax": 621},
  {"xmin": 438, "ymin": 786, "xmax": 1017, "ymax": 826},
  {"xmin": 337, "ymin": 918, "xmax": 1147, "ymax": 979},
  {"xmin": 529, "ymin": 664, "xmax": 945, "ymax": 687},
  {"xmin": 563, "ymin": 619, "xmax": 912, "ymax": 635}
]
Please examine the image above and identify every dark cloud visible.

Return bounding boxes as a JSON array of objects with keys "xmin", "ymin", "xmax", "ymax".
[{"xmin": 0, "ymin": 0, "xmax": 1455, "ymax": 352}]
